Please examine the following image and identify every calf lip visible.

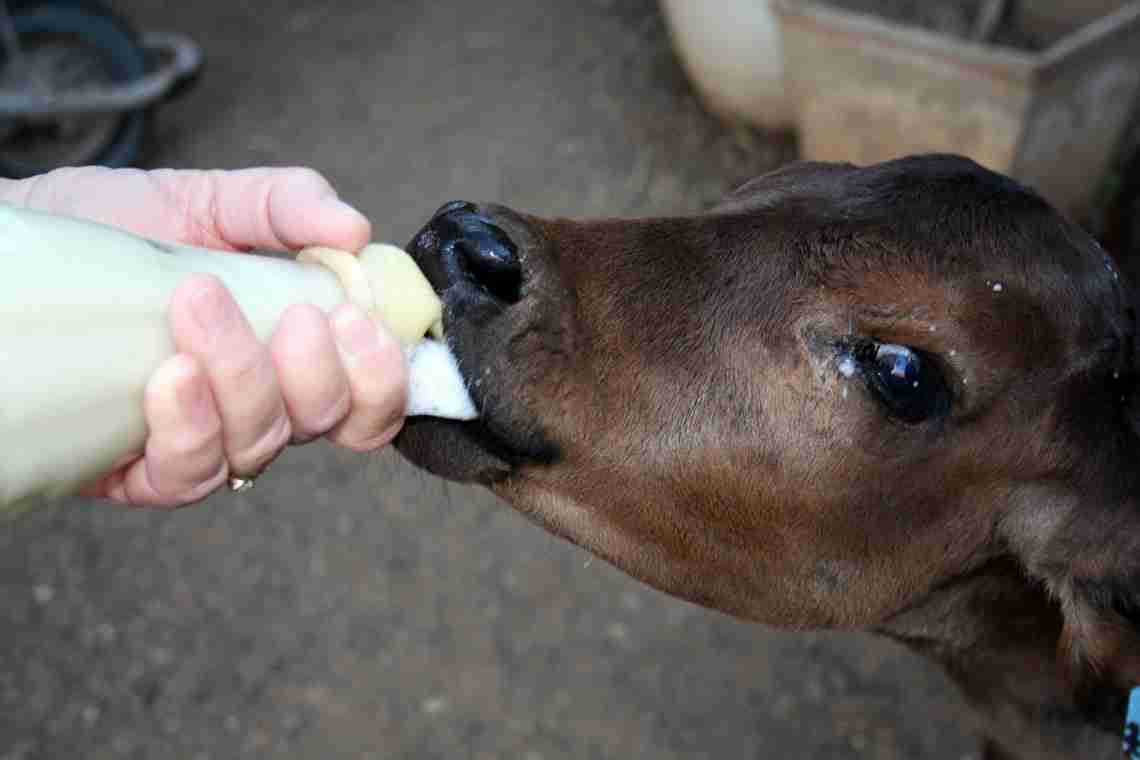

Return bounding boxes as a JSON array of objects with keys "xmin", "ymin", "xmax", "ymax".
[
  {"xmin": 396, "ymin": 369, "xmax": 560, "ymax": 483},
  {"xmin": 394, "ymin": 417, "xmax": 513, "ymax": 484}
]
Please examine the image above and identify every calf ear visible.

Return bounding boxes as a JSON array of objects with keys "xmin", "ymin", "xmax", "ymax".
[
  {"xmin": 713, "ymin": 161, "xmax": 850, "ymax": 213},
  {"xmin": 1038, "ymin": 356, "xmax": 1140, "ymax": 695},
  {"xmin": 1053, "ymin": 566, "xmax": 1140, "ymax": 694}
]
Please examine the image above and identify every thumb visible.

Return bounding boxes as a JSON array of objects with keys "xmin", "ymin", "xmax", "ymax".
[{"xmin": 153, "ymin": 167, "xmax": 373, "ymax": 253}]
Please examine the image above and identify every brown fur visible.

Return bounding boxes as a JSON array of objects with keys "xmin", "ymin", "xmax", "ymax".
[{"xmin": 396, "ymin": 154, "xmax": 1140, "ymax": 759}]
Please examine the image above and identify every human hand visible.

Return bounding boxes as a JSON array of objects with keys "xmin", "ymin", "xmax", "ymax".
[{"xmin": 0, "ymin": 166, "xmax": 409, "ymax": 508}]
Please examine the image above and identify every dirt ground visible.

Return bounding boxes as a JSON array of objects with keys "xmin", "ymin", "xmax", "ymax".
[{"xmin": 1, "ymin": 1, "xmax": 984, "ymax": 758}]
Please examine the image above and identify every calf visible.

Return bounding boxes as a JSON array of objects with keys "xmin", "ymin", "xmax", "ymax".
[{"xmin": 395, "ymin": 154, "xmax": 1140, "ymax": 759}]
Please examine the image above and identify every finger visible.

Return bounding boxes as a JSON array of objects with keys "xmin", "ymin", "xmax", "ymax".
[
  {"xmin": 269, "ymin": 304, "xmax": 351, "ymax": 443},
  {"xmin": 168, "ymin": 274, "xmax": 292, "ymax": 476},
  {"xmin": 1, "ymin": 166, "xmax": 112, "ymax": 211},
  {"xmin": 3, "ymin": 166, "xmax": 155, "ymax": 233},
  {"xmin": 77, "ymin": 451, "xmax": 143, "ymax": 500},
  {"xmin": 115, "ymin": 355, "xmax": 228, "ymax": 508},
  {"xmin": 2, "ymin": 166, "xmax": 371, "ymax": 252},
  {"xmin": 151, "ymin": 167, "xmax": 372, "ymax": 252},
  {"xmin": 326, "ymin": 304, "xmax": 409, "ymax": 452},
  {"xmin": 79, "ymin": 470, "xmax": 124, "ymax": 502}
]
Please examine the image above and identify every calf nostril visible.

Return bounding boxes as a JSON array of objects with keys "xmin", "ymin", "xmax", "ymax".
[
  {"xmin": 453, "ymin": 231, "xmax": 522, "ymax": 304},
  {"xmin": 427, "ymin": 202, "xmax": 523, "ymax": 304}
]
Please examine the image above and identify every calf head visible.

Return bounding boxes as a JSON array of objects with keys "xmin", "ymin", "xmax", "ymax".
[{"xmin": 396, "ymin": 154, "xmax": 1140, "ymax": 697}]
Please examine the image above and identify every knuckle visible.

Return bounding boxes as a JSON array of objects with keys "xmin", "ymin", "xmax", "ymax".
[
  {"xmin": 335, "ymin": 420, "xmax": 404, "ymax": 453},
  {"xmin": 190, "ymin": 462, "xmax": 230, "ymax": 499},
  {"xmin": 259, "ymin": 413, "xmax": 294, "ymax": 455},
  {"xmin": 233, "ymin": 413, "xmax": 292, "ymax": 472},
  {"xmin": 216, "ymin": 349, "xmax": 273, "ymax": 391},
  {"xmin": 163, "ymin": 462, "xmax": 229, "ymax": 509},
  {"xmin": 295, "ymin": 389, "xmax": 352, "ymax": 439},
  {"xmin": 164, "ymin": 419, "xmax": 222, "ymax": 461},
  {"xmin": 337, "ymin": 438, "xmax": 375, "ymax": 454}
]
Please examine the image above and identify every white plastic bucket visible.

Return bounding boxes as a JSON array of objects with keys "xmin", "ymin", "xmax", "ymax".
[{"xmin": 659, "ymin": 0, "xmax": 792, "ymax": 130}]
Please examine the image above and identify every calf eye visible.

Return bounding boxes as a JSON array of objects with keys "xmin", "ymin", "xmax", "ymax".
[{"xmin": 850, "ymin": 342, "xmax": 951, "ymax": 424}]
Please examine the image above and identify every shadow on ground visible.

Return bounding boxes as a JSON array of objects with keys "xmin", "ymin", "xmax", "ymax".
[{"xmin": 1, "ymin": 1, "xmax": 980, "ymax": 758}]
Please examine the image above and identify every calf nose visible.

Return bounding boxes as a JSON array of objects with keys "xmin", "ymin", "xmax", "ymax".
[{"xmin": 428, "ymin": 201, "xmax": 522, "ymax": 304}]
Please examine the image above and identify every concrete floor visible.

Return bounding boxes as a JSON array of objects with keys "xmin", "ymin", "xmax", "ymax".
[{"xmin": 1, "ymin": 1, "xmax": 982, "ymax": 758}]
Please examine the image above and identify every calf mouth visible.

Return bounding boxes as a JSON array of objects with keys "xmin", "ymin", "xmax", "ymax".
[
  {"xmin": 394, "ymin": 201, "xmax": 561, "ymax": 485},
  {"xmin": 396, "ymin": 411, "xmax": 557, "ymax": 486}
]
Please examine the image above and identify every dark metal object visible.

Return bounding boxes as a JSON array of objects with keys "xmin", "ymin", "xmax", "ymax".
[{"xmin": 0, "ymin": 29, "xmax": 200, "ymax": 117}]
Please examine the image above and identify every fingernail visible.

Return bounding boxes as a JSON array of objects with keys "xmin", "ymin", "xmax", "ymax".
[
  {"xmin": 189, "ymin": 280, "xmax": 236, "ymax": 335},
  {"xmin": 334, "ymin": 305, "xmax": 379, "ymax": 357}
]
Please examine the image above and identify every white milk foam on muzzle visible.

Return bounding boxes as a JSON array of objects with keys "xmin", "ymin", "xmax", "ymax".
[{"xmin": 404, "ymin": 340, "xmax": 479, "ymax": 420}]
